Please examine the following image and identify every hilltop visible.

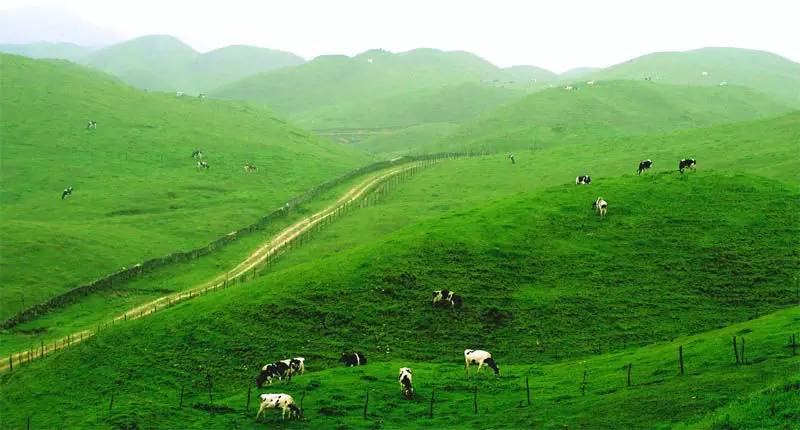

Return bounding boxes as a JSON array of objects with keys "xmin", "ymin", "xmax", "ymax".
[
  {"xmin": 582, "ymin": 47, "xmax": 800, "ymax": 106},
  {"xmin": 0, "ymin": 54, "xmax": 368, "ymax": 320},
  {"xmin": 0, "ymin": 42, "xmax": 91, "ymax": 61},
  {"xmin": 212, "ymin": 48, "xmax": 553, "ymax": 129}
]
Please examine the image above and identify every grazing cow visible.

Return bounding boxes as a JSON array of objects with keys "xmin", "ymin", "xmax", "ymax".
[
  {"xmin": 256, "ymin": 393, "xmax": 301, "ymax": 421},
  {"xmin": 86, "ymin": 120, "xmax": 97, "ymax": 129},
  {"xmin": 575, "ymin": 175, "xmax": 591, "ymax": 185},
  {"xmin": 197, "ymin": 161, "xmax": 210, "ymax": 169},
  {"xmin": 398, "ymin": 367, "xmax": 414, "ymax": 398},
  {"xmin": 678, "ymin": 158, "xmax": 696, "ymax": 174},
  {"xmin": 644, "ymin": 76, "xmax": 652, "ymax": 81},
  {"xmin": 244, "ymin": 162, "xmax": 257, "ymax": 172},
  {"xmin": 191, "ymin": 149, "xmax": 204, "ymax": 159},
  {"xmin": 61, "ymin": 186, "xmax": 73, "ymax": 200},
  {"xmin": 464, "ymin": 349, "xmax": 500, "ymax": 376},
  {"xmin": 176, "ymin": 91, "xmax": 184, "ymax": 97},
  {"xmin": 340, "ymin": 352, "xmax": 367, "ymax": 367},
  {"xmin": 198, "ymin": 93, "xmax": 207, "ymax": 100},
  {"xmin": 593, "ymin": 197, "xmax": 608, "ymax": 217},
  {"xmin": 563, "ymin": 85, "xmax": 574, "ymax": 91},
  {"xmin": 637, "ymin": 159, "xmax": 653, "ymax": 176},
  {"xmin": 432, "ymin": 290, "xmax": 462, "ymax": 309},
  {"xmin": 280, "ymin": 357, "xmax": 305, "ymax": 375},
  {"xmin": 586, "ymin": 80, "xmax": 596, "ymax": 86},
  {"xmin": 701, "ymin": 71, "xmax": 709, "ymax": 76},
  {"xmin": 256, "ymin": 361, "xmax": 293, "ymax": 388},
  {"xmin": 719, "ymin": 81, "xmax": 728, "ymax": 86},
  {"xmin": 507, "ymin": 153, "xmax": 516, "ymax": 164}
]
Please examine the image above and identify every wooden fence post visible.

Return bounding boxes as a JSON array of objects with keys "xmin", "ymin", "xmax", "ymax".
[
  {"xmin": 26, "ymin": 416, "xmax": 30, "ymax": 430},
  {"xmin": 246, "ymin": 385, "xmax": 252, "ymax": 412},
  {"xmin": 179, "ymin": 385, "xmax": 185, "ymax": 408},
  {"xmin": 429, "ymin": 387, "xmax": 435, "ymax": 418},
  {"xmin": 627, "ymin": 363, "xmax": 632, "ymax": 387},
  {"xmin": 733, "ymin": 336, "xmax": 739, "ymax": 364},
  {"xmin": 740, "ymin": 337, "xmax": 745, "ymax": 364},
  {"xmin": 580, "ymin": 369, "xmax": 587, "ymax": 395},
  {"xmin": 792, "ymin": 334, "xmax": 797, "ymax": 356},
  {"xmin": 679, "ymin": 346, "xmax": 685, "ymax": 375},
  {"xmin": 363, "ymin": 390, "xmax": 369, "ymax": 419},
  {"xmin": 41, "ymin": 340, "xmax": 44, "ymax": 357},
  {"xmin": 473, "ymin": 386, "xmax": 478, "ymax": 414},
  {"xmin": 526, "ymin": 376, "xmax": 531, "ymax": 406},
  {"xmin": 9, "ymin": 356, "xmax": 12, "ymax": 371},
  {"xmin": 109, "ymin": 391, "xmax": 115, "ymax": 412}
]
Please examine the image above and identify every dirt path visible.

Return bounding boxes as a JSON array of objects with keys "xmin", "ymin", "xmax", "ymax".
[{"xmin": 1, "ymin": 160, "xmax": 433, "ymax": 372}]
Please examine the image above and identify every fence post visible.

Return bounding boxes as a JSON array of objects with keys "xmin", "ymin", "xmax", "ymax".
[
  {"xmin": 580, "ymin": 369, "xmax": 587, "ymax": 395},
  {"xmin": 246, "ymin": 385, "xmax": 252, "ymax": 412},
  {"xmin": 8, "ymin": 356, "xmax": 12, "ymax": 371},
  {"xmin": 627, "ymin": 363, "xmax": 632, "ymax": 387},
  {"xmin": 740, "ymin": 337, "xmax": 745, "ymax": 364},
  {"xmin": 525, "ymin": 376, "xmax": 531, "ymax": 406},
  {"xmin": 679, "ymin": 345, "xmax": 685, "ymax": 375},
  {"xmin": 429, "ymin": 387, "xmax": 435, "ymax": 418},
  {"xmin": 733, "ymin": 336, "xmax": 739, "ymax": 364},
  {"xmin": 26, "ymin": 416, "xmax": 30, "ymax": 430},
  {"xmin": 179, "ymin": 385, "xmax": 185, "ymax": 408},
  {"xmin": 109, "ymin": 391, "xmax": 115, "ymax": 413},
  {"xmin": 41, "ymin": 340, "xmax": 44, "ymax": 357},
  {"xmin": 473, "ymin": 386, "xmax": 478, "ymax": 414},
  {"xmin": 792, "ymin": 334, "xmax": 797, "ymax": 356},
  {"xmin": 363, "ymin": 390, "xmax": 369, "ymax": 419}
]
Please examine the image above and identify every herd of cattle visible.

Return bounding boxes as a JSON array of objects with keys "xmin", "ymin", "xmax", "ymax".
[
  {"xmin": 254, "ymin": 292, "xmax": 494, "ymax": 421},
  {"xmin": 574, "ymin": 158, "xmax": 697, "ymax": 217}
]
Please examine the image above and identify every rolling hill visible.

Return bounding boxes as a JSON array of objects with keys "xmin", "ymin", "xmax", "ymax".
[
  {"xmin": 79, "ymin": 35, "xmax": 305, "ymax": 93},
  {"xmin": 424, "ymin": 80, "xmax": 793, "ymax": 154},
  {"xmin": 0, "ymin": 42, "xmax": 92, "ymax": 61},
  {"xmin": 211, "ymin": 48, "xmax": 553, "ymax": 129},
  {"xmin": 0, "ymin": 53, "xmax": 369, "ymax": 321},
  {"xmin": 582, "ymin": 47, "xmax": 800, "ymax": 106}
]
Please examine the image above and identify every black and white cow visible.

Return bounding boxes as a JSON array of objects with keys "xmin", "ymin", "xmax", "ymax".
[
  {"xmin": 576, "ymin": 175, "xmax": 591, "ymax": 185},
  {"xmin": 197, "ymin": 161, "xmax": 210, "ymax": 169},
  {"xmin": 637, "ymin": 159, "xmax": 653, "ymax": 176},
  {"xmin": 398, "ymin": 367, "xmax": 414, "ymax": 398},
  {"xmin": 256, "ymin": 393, "xmax": 301, "ymax": 421},
  {"xmin": 508, "ymin": 153, "xmax": 516, "ymax": 165},
  {"xmin": 432, "ymin": 290, "xmax": 463, "ymax": 309},
  {"xmin": 678, "ymin": 158, "xmax": 696, "ymax": 173},
  {"xmin": 340, "ymin": 352, "xmax": 367, "ymax": 367},
  {"xmin": 256, "ymin": 361, "xmax": 292, "ymax": 388},
  {"xmin": 593, "ymin": 197, "xmax": 608, "ymax": 217},
  {"xmin": 464, "ymin": 349, "xmax": 500, "ymax": 376},
  {"xmin": 191, "ymin": 149, "xmax": 204, "ymax": 159},
  {"xmin": 61, "ymin": 186, "xmax": 73, "ymax": 200},
  {"xmin": 280, "ymin": 357, "xmax": 305, "ymax": 375},
  {"xmin": 244, "ymin": 162, "xmax": 257, "ymax": 172},
  {"xmin": 86, "ymin": 120, "xmax": 97, "ymax": 129}
]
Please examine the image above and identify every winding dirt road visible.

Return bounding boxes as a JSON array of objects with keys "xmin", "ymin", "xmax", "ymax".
[{"xmin": 1, "ymin": 159, "xmax": 434, "ymax": 372}]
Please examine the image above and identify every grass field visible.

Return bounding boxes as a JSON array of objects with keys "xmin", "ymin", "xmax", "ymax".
[{"xmin": 0, "ymin": 54, "xmax": 369, "ymax": 320}]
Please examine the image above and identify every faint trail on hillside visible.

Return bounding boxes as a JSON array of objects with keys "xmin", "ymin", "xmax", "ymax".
[{"xmin": 0, "ymin": 159, "xmax": 444, "ymax": 372}]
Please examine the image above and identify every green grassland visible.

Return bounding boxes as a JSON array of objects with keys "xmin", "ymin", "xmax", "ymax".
[
  {"xmin": 0, "ymin": 42, "xmax": 91, "ymax": 62},
  {"xmin": 0, "ymin": 167, "xmax": 796, "ymax": 429},
  {"xmin": 0, "ymin": 54, "xmax": 369, "ymax": 320},
  {"xmin": 582, "ymin": 47, "xmax": 800, "ymax": 106}
]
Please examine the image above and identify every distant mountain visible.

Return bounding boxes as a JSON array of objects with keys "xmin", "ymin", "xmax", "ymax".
[
  {"xmin": 0, "ymin": 7, "xmax": 122, "ymax": 46},
  {"xmin": 80, "ymin": 35, "xmax": 305, "ymax": 93},
  {"xmin": 494, "ymin": 65, "xmax": 558, "ymax": 84},
  {"xmin": 583, "ymin": 47, "xmax": 800, "ymax": 106},
  {"xmin": 212, "ymin": 48, "xmax": 551, "ymax": 128},
  {"xmin": 0, "ymin": 42, "xmax": 92, "ymax": 62}
]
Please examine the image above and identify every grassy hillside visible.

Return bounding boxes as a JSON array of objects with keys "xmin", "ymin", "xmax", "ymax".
[
  {"xmin": 427, "ymin": 80, "xmax": 791, "ymax": 154},
  {"xmin": 0, "ymin": 53, "xmax": 369, "ymax": 320},
  {"xmin": 584, "ymin": 47, "xmax": 800, "ymax": 106},
  {"xmin": 0, "ymin": 170, "xmax": 796, "ymax": 428},
  {"xmin": 212, "ymin": 48, "xmax": 543, "ymax": 129},
  {"xmin": 351, "ymin": 122, "xmax": 460, "ymax": 156},
  {"xmin": 0, "ymin": 42, "xmax": 91, "ymax": 61},
  {"xmin": 81, "ymin": 35, "xmax": 304, "ymax": 93}
]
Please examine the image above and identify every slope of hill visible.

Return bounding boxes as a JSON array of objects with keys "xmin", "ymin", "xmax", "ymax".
[
  {"xmin": 79, "ymin": 35, "xmax": 305, "ymax": 93},
  {"xmin": 0, "ymin": 53, "xmax": 369, "ymax": 320},
  {"xmin": 0, "ymin": 42, "xmax": 91, "ymax": 61},
  {"xmin": 0, "ymin": 169, "xmax": 796, "ymax": 428},
  {"xmin": 212, "ymin": 48, "xmax": 545, "ymax": 129},
  {"xmin": 559, "ymin": 66, "xmax": 601, "ymax": 80},
  {"xmin": 430, "ymin": 80, "xmax": 791, "ymax": 154},
  {"xmin": 584, "ymin": 47, "xmax": 800, "ymax": 106}
]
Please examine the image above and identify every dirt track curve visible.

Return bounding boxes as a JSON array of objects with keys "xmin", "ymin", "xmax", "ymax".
[{"xmin": 1, "ymin": 160, "xmax": 434, "ymax": 372}]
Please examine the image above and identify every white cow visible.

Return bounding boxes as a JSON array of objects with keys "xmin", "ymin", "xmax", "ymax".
[
  {"xmin": 256, "ymin": 393, "xmax": 301, "ymax": 420},
  {"xmin": 398, "ymin": 367, "xmax": 414, "ymax": 397},
  {"xmin": 593, "ymin": 197, "xmax": 608, "ymax": 217}
]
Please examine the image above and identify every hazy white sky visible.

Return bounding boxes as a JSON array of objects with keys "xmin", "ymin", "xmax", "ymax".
[{"xmin": 3, "ymin": 0, "xmax": 799, "ymax": 72}]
